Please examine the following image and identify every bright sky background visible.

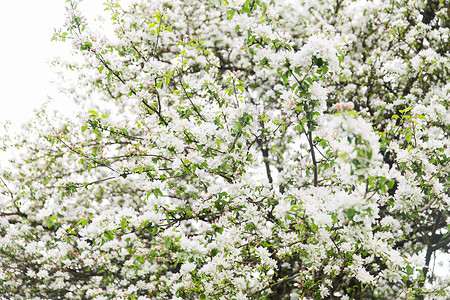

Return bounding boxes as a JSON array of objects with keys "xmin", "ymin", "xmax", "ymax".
[
  {"xmin": 0, "ymin": 1, "xmax": 68, "ymax": 127},
  {"xmin": 0, "ymin": 1, "xmax": 108, "ymax": 129},
  {"xmin": 0, "ymin": 1, "xmax": 106, "ymax": 167}
]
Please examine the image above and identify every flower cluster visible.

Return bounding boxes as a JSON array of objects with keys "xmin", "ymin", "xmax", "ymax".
[{"xmin": 1, "ymin": 0, "xmax": 449, "ymax": 299}]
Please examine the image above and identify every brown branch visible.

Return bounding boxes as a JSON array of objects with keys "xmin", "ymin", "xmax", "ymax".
[
  {"xmin": 251, "ymin": 272, "xmax": 300, "ymax": 297},
  {"xmin": 307, "ymin": 130, "xmax": 318, "ymax": 187},
  {"xmin": 57, "ymin": 138, "xmax": 116, "ymax": 173}
]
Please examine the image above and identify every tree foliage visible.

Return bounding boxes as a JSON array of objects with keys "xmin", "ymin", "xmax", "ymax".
[{"xmin": 1, "ymin": 0, "xmax": 449, "ymax": 299}]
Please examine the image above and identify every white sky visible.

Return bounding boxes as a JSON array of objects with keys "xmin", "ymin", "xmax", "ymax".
[
  {"xmin": 0, "ymin": 1, "xmax": 107, "ymax": 129},
  {"xmin": 0, "ymin": 1, "xmax": 106, "ymax": 167},
  {"xmin": 0, "ymin": 1, "xmax": 68, "ymax": 127}
]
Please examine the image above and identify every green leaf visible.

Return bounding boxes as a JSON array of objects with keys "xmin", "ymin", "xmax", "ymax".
[
  {"xmin": 104, "ymin": 231, "xmax": 114, "ymax": 240},
  {"xmin": 345, "ymin": 208, "xmax": 356, "ymax": 220},
  {"xmin": 165, "ymin": 238, "xmax": 171, "ymax": 249},
  {"xmin": 388, "ymin": 180, "xmax": 396, "ymax": 190},
  {"xmin": 121, "ymin": 218, "xmax": 127, "ymax": 230},
  {"xmin": 80, "ymin": 41, "xmax": 92, "ymax": 51},
  {"xmin": 406, "ymin": 133, "xmax": 412, "ymax": 143},
  {"xmin": 77, "ymin": 218, "xmax": 88, "ymax": 227},
  {"xmin": 46, "ymin": 218, "xmax": 53, "ymax": 229},
  {"xmin": 226, "ymin": 9, "xmax": 235, "ymax": 20},
  {"xmin": 88, "ymin": 110, "xmax": 98, "ymax": 116},
  {"xmin": 406, "ymin": 265, "xmax": 414, "ymax": 276},
  {"xmin": 153, "ymin": 188, "xmax": 163, "ymax": 198}
]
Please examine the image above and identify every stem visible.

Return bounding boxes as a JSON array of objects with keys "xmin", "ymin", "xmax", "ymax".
[
  {"xmin": 307, "ymin": 130, "xmax": 318, "ymax": 187},
  {"xmin": 95, "ymin": 51, "xmax": 168, "ymax": 126},
  {"xmin": 418, "ymin": 212, "xmax": 442, "ymax": 300},
  {"xmin": 153, "ymin": 12, "xmax": 164, "ymax": 56},
  {"xmin": 251, "ymin": 272, "xmax": 300, "ymax": 297},
  {"xmin": 261, "ymin": 145, "xmax": 273, "ymax": 184},
  {"xmin": 178, "ymin": 73, "xmax": 206, "ymax": 121}
]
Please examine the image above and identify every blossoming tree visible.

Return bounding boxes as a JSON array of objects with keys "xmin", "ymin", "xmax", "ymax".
[{"xmin": 1, "ymin": 0, "xmax": 449, "ymax": 299}]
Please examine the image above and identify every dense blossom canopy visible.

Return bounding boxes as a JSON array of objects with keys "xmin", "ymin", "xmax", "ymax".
[{"xmin": 1, "ymin": 0, "xmax": 449, "ymax": 299}]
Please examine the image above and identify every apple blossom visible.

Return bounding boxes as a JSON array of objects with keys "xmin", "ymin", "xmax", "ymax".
[{"xmin": 0, "ymin": 0, "xmax": 449, "ymax": 299}]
